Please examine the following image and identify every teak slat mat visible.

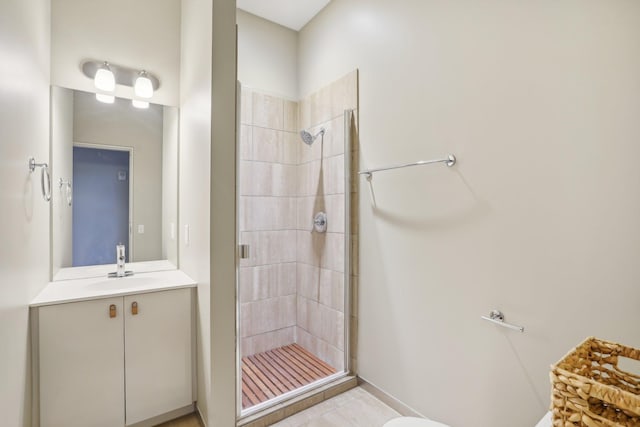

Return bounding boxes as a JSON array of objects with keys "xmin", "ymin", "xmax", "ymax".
[{"xmin": 241, "ymin": 344, "xmax": 337, "ymax": 408}]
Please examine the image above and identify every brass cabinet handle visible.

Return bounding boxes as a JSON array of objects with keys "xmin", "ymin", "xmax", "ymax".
[
  {"xmin": 109, "ymin": 304, "xmax": 117, "ymax": 318},
  {"xmin": 131, "ymin": 301, "xmax": 138, "ymax": 315}
]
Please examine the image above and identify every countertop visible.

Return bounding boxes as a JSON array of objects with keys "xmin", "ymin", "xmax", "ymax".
[
  {"xmin": 53, "ymin": 260, "xmax": 177, "ymax": 281},
  {"xmin": 31, "ymin": 269, "xmax": 196, "ymax": 307}
]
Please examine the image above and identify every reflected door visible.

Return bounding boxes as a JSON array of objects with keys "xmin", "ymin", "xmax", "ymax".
[{"xmin": 72, "ymin": 146, "xmax": 130, "ymax": 266}]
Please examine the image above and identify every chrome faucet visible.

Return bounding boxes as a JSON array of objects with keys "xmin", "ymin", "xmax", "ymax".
[
  {"xmin": 116, "ymin": 243, "xmax": 126, "ymax": 277},
  {"xmin": 108, "ymin": 243, "xmax": 133, "ymax": 278}
]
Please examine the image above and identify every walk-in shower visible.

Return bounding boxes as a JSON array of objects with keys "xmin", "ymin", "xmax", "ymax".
[{"xmin": 237, "ymin": 71, "xmax": 358, "ymax": 419}]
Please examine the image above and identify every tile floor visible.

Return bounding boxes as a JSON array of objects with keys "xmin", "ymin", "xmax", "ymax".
[
  {"xmin": 157, "ymin": 387, "xmax": 400, "ymax": 427},
  {"xmin": 272, "ymin": 387, "xmax": 400, "ymax": 427}
]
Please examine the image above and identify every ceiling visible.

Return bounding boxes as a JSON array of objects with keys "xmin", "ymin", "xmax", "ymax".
[{"xmin": 237, "ymin": 0, "xmax": 331, "ymax": 31}]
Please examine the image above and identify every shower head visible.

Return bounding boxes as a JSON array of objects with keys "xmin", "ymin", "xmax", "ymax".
[{"xmin": 300, "ymin": 128, "xmax": 325, "ymax": 145}]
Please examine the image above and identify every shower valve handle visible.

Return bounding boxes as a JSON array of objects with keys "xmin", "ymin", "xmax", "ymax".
[{"xmin": 313, "ymin": 212, "xmax": 327, "ymax": 233}]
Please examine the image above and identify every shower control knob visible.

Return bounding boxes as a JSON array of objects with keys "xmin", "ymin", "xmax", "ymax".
[{"xmin": 313, "ymin": 212, "xmax": 328, "ymax": 233}]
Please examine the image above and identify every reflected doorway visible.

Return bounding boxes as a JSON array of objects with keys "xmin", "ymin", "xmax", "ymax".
[{"xmin": 72, "ymin": 145, "xmax": 132, "ymax": 266}]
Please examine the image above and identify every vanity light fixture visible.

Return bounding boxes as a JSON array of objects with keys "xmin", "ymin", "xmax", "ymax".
[
  {"xmin": 132, "ymin": 99, "xmax": 149, "ymax": 109},
  {"xmin": 94, "ymin": 62, "xmax": 116, "ymax": 92},
  {"xmin": 81, "ymin": 60, "xmax": 161, "ymax": 100},
  {"xmin": 134, "ymin": 71, "xmax": 154, "ymax": 99},
  {"xmin": 95, "ymin": 93, "xmax": 115, "ymax": 104}
]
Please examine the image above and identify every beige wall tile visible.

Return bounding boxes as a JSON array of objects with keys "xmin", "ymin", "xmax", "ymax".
[
  {"xmin": 310, "ymin": 85, "xmax": 332, "ymax": 125},
  {"xmin": 241, "ymin": 327, "xmax": 295, "ymax": 357},
  {"xmin": 319, "ymin": 268, "xmax": 345, "ymax": 312},
  {"xmin": 246, "ymin": 127, "xmax": 297, "ymax": 165},
  {"xmin": 324, "ymin": 194, "xmax": 345, "ymax": 233},
  {"xmin": 239, "ymin": 262, "xmax": 296, "ymax": 303},
  {"xmin": 321, "ymin": 232, "xmax": 345, "ymax": 273},
  {"xmin": 330, "ymin": 71, "xmax": 359, "ymax": 118},
  {"xmin": 284, "ymin": 100, "xmax": 298, "ymax": 132},
  {"xmin": 241, "ymin": 86, "xmax": 253, "ymax": 125},
  {"xmin": 299, "ymin": 97, "xmax": 311, "ymax": 131},
  {"xmin": 296, "ymin": 230, "xmax": 323, "ymax": 267},
  {"xmin": 284, "ymin": 131, "xmax": 299, "ymax": 166},
  {"xmin": 297, "ymin": 300, "xmax": 344, "ymax": 354},
  {"xmin": 296, "ymin": 160, "xmax": 321, "ymax": 197},
  {"xmin": 239, "ymin": 161, "xmax": 297, "ymax": 197},
  {"xmin": 241, "ymin": 294, "xmax": 296, "ymax": 337},
  {"xmin": 252, "ymin": 91, "xmax": 284, "ymax": 129},
  {"xmin": 296, "ymin": 296, "xmax": 320, "ymax": 335},
  {"xmin": 320, "ymin": 304, "xmax": 344, "ymax": 351},
  {"xmin": 239, "ymin": 230, "xmax": 297, "ymax": 267},
  {"xmin": 323, "ymin": 116, "xmax": 345, "ymax": 159},
  {"xmin": 296, "ymin": 327, "xmax": 344, "ymax": 371},
  {"xmin": 344, "ymin": 70, "xmax": 358, "ymax": 112},
  {"xmin": 240, "ymin": 124, "xmax": 252, "ymax": 160},
  {"xmin": 322, "ymin": 154, "xmax": 346, "ymax": 195},
  {"xmin": 297, "ymin": 263, "xmax": 320, "ymax": 301},
  {"xmin": 239, "ymin": 196, "xmax": 297, "ymax": 232}
]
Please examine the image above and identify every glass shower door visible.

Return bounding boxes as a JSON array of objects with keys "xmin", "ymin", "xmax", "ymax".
[{"xmin": 237, "ymin": 72, "xmax": 357, "ymax": 417}]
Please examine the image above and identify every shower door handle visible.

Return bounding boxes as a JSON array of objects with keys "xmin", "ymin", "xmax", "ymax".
[{"xmin": 238, "ymin": 244, "xmax": 250, "ymax": 259}]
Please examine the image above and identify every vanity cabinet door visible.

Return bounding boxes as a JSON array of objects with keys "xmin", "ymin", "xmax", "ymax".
[
  {"xmin": 39, "ymin": 297, "xmax": 125, "ymax": 427},
  {"xmin": 124, "ymin": 288, "xmax": 193, "ymax": 425}
]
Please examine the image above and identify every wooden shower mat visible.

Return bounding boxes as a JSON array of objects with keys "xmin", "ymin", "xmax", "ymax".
[{"xmin": 241, "ymin": 343, "xmax": 337, "ymax": 408}]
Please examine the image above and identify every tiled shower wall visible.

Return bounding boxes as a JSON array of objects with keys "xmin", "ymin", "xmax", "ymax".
[
  {"xmin": 296, "ymin": 70, "xmax": 358, "ymax": 371},
  {"xmin": 239, "ymin": 70, "xmax": 358, "ymax": 372},
  {"xmin": 239, "ymin": 91, "xmax": 300, "ymax": 356}
]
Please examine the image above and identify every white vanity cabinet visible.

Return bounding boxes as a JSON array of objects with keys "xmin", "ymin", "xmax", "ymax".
[{"xmin": 36, "ymin": 288, "xmax": 194, "ymax": 427}]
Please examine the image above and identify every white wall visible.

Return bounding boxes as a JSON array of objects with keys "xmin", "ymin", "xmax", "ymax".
[
  {"xmin": 74, "ymin": 90, "xmax": 164, "ymax": 263},
  {"xmin": 51, "ymin": 0, "xmax": 181, "ymax": 106},
  {"xmin": 0, "ymin": 0, "xmax": 51, "ymax": 425},
  {"xmin": 163, "ymin": 107, "xmax": 179, "ymax": 266},
  {"xmin": 237, "ymin": 9, "xmax": 298, "ymax": 100},
  {"xmin": 180, "ymin": 0, "xmax": 213, "ymax": 422},
  {"xmin": 299, "ymin": 1, "xmax": 640, "ymax": 426},
  {"xmin": 51, "ymin": 86, "xmax": 74, "ymax": 276}
]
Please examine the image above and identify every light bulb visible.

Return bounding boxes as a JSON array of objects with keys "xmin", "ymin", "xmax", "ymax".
[
  {"xmin": 132, "ymin": 99, "xmax": 149, "ymax": 109},
  {"xmin": 134, "ymin": 71, "xmax": 153, "ymax": 98},
  {"xmin": 94, "ymin": 62, "xmax": 115, "ymax": 92},
  {"xmin": 95, "ymin": 93, "xmax": 115, "ymax": 104}
]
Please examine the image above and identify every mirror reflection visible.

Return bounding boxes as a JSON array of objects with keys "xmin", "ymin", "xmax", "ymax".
[{"xmin": 51, "ymin": 87, "xmax": 178, "ymax": 276}]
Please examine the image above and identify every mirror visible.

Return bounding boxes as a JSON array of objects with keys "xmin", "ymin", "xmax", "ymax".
[{"xmin": 51, "ymin": 87, "xmax": 179, "ymax": 279}]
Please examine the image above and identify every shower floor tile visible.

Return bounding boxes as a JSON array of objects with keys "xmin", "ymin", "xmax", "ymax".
[{"xmin": 242, "ymin": 343, "xmax": 337, "ymax": 409}]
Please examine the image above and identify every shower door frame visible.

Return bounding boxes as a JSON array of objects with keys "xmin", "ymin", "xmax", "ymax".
[{"xmin": 234, "ymin": 103, "xmax": 355, "ymax": 421}]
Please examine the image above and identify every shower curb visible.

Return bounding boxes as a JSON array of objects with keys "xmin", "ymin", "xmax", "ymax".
[{"xmin": 237, "ymin": 375, "xmax": 357, "ymax": 427}]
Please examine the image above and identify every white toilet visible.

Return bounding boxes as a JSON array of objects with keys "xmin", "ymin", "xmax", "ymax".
[{"xmin": 384, "ymin": 416, "xmax": 450, "ymax": 427}]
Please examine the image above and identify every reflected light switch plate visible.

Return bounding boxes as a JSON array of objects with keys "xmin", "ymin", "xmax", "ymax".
[
  {"xmin": 184, "ymin": 224, "xmax": 190, "ymax": 246},
  {"xmin": 137, "ymin": 224, "xmax": 144, "ymax": 234}
]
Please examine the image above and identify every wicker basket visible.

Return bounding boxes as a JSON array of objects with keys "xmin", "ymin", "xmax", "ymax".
[{"xmin": 550, "ymin": 337, "xmax": 640, "ymax": 427}]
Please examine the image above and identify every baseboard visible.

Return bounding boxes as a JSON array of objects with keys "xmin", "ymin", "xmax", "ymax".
[
  {"xmin": 357, "ymin": 377, "xmax": 424, "ymax": 418},
  {"xmin": 126, "ymin": 404, "xmax": 195, "ymax": 427},
  {"xmin": 195, "ymin": 405, "xmax": 206, "ymax": 427}
]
